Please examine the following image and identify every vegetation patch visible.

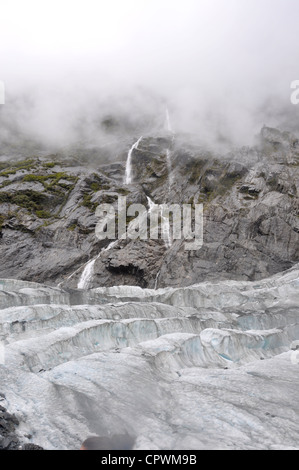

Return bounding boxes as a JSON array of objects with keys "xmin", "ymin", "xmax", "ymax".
[
  {"xmin": 0, "ymin": 190, "xmax": 49, "ymax": 214},
  {"xmin": 101, "ymin": 194, "xmax": 117, "ymax": 204},
  {"xmin": 35, "ymin": 210, "xmax": 52, "ymax": 219},
  {"xmin": 42, "ymin": 162, "xmax": 56, "ymax": 168},
  {"xmin": 23, "ymin": 172, "xmax": 77, "ymax": 186},
  {"xmin": 0, "ymin": 159, "xmax": 37, "ymax": 177},
  {"xmin": 90, "ymin": 173, "xmax": 111, "ymax": 192},
  {"xmin": 0, "ymin": 180, "xmax": 14, "ymax": 189},
  {"xmin": 196, "ymin": 166, "xmax": 245, "ymax": 204},
  {"xmin": 185, "ymin": 159, "xmax": 208, "ymax": 184},
  {"xmin": 117, "ymin": 188, "xmax": 130, "ymax": 196},
  {"xmin": 0, "ymin": 162, "xmax": 10, "ymax": 172},
  {"xmin": 90, "ymin": 182, "xmax": 110, "ymax": 192},
  {"xmin": 80, "ymin": 193, "xmax": 98, "ymax": 211},
  {"xmin": 67, "ymin": 223, "xmax": 77, "ymax": 231}
]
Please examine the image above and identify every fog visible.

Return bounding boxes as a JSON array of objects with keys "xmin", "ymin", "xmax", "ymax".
[{"xmin": 0, "ymin": 0, "xmax": 299, "ymax": 152}]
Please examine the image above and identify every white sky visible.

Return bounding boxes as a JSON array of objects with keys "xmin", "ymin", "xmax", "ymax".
[
  {"xmin": 0, "ymin": 0, "xmax": 298, "ymax": 144},
  {"xmin": 1, "ymin": 0, "xmax": 297, "ymax": 85}
]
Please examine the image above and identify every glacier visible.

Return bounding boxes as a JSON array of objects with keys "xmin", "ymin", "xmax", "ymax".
[{"xmin": 0, "ymin": 265, "xmax": 298, "ymax": 450}]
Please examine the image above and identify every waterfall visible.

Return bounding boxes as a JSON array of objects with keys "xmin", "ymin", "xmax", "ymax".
[
  {"xmin": 146, "ymin": 195, "xmax": 156, "ymax": 214},
  {"xmin": 147, "ymin": 196, "xmax": 172, "ymax": 249},
  {"xmin": 77, "ymin": 241, "xmax": 118, "ymax": 290},
  {"xmin": 166, "ymin": 148, "xmax": 172, "ymax": 192},
  {"xmin": 77, "ymin": 258, "xmax": 97, "ymax": 290},
  {"xmin": 164, "ymin": 108, "xmax": 174, "ymax": 191},
  {"xmin": 154, "ymin": 270, "xmax": 161, "ymax": 290},
  {"xmin": 124, "ymin": 136, "xmax": 143, "ymax": 185},
  {"xmin": 164, "ymin": 107, "xmax": 172, "ymax": 133},
  {"xmin": 161, "ymin": 210, "xmax": 172, "ymax": 248}
]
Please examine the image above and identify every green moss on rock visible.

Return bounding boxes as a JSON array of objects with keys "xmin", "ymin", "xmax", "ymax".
[{"xmin": 0, "ymin": 159, "xmax": 37, "ymax": 177}]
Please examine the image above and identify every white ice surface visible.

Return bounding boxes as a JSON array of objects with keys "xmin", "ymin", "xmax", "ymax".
[{"xmin": 0, "ymin": 266, "xmax": 298, "ymax": 450}]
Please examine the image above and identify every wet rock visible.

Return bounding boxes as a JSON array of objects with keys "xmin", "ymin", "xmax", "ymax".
[
  {"xmin": 21, "ymin": 443, "xmax": 44, "ymax": 450},
  {"xmin": 0, "ymin": 403, "xmax": 21, "ymax": 450},
  {"xmin": 0, "ymin": 126, "xmax": 298, "ymax": 289}
]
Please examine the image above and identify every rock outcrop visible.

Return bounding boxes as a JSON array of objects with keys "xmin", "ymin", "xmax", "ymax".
[
  {"xmin": 0, "ymin": 395, "xmax": 43, "ymax": 450},
  {"xmin": 0, "ymin": 397, "xmax": 21, "ymax": 450},
  {"xmin": 0, "ymin": 126, "xmax": 298, "ymax": 289}
]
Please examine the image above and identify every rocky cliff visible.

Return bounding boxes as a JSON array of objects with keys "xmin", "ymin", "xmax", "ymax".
[{"xmin": 0, "ymin": 126, "xmax": 298, "ymax": 289}]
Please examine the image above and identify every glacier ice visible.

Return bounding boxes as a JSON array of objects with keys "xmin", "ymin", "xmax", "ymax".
[{"xmin": 0, "ymin": 265, "xmax": 298, "ymax": 450}]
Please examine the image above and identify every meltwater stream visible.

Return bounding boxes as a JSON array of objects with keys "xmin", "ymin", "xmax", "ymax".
[
  {"xmin": 147, "ymin": 196, "xmax": 172, "ymax": 249},
  {"xmin": 77, "ymin": 241, "xmax": 118, "ymax": 289},
  {"xmin": 77, "ymin": 258, "xmax": 97, "ymax": 290},
  {"xmin": 124, "ymin": 136, "xmax": 143, "ymax": 185},
  {"xmin": 164, "ymin": 107, "xmax": 174, "ymax": 192},
  {"xmin": 164, "ymin": 107, "xmax": 173, "ymax": 133},
  {"xmin": 0, "ymin": 265, "xmax": 298, "ymax": 450},
  {"xmin": 166, "ymin": 148, "xmax": 172, "ymax": 192}
]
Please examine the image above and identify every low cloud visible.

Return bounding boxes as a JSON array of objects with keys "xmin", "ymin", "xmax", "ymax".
[{"xmin": 1, "ymin": 0, "xmax": 299, "ymax": 154}]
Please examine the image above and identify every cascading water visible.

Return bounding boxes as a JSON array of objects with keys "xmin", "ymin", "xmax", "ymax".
[
  {"xmin": 124, "ymin": 136, "xmax": 143, "ymax": 185},
  {"xmin": 146, "ymin": 195, "xmax": 156, "ymax": 214},
  {"xmin": 164, "ymin": 108, "xmax": 174, "ymax": 192},
  {"xmin": 147, "ymin": 196, "xmax": 172, "ymax": 249},
  {"xmin": 166, "ymin": 148, "xmax": 172, "ymax": 192},
  {"xmin": 77, "ymin": 258, "xmax": 97, "ymax": 290},
  {"xmin": 164, "ymin": 107, "xmax": 172, "ymax": 133},
  {"xmin": 77, "ymin": 241, "xmax": 118, "ymax": 289},
  {"xmin": 161, "ymin": 211, "xmax": 172, "ymax": 248},
  {"xmin": 154, "ymin": 270, "xmax": 161, "ymax": 290}
]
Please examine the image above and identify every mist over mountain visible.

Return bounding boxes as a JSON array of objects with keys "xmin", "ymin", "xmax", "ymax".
[{"xmin": 1, "ymin": 0, "xmax": 299, "ymax": 156}]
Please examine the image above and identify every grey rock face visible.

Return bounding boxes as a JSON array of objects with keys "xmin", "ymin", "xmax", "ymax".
[
  {"xmin": 0, "ymin": 400, "xmax": 21, "ymax": 450},
  {"xmin": 0, "ymin": 126, "xmax": 298, "ymax": 289}
]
